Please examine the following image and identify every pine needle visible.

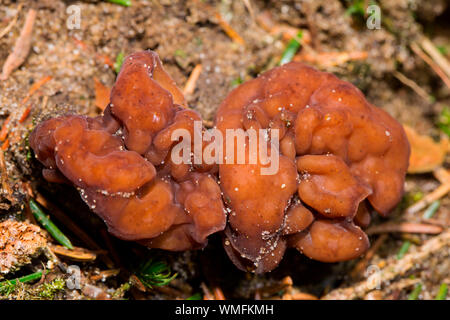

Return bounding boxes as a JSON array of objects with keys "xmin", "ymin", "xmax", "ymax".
[
  {"xmin": 397, "ymin": 241, "xmax": 411, "ymax": 259},
  {"xmin": 279, "ymin": 31, "xmax": 303, "ymax": 65},
  {"xmin": 29, "ymin": 198, "xmax": 74, "ymax": 250},
  {"xmin": 114, "ymin": 52, "xmax": 125, "ymax": 74},
  {"xmin": 435, "ymin": 283, "xmax": 448, "ymax": 300},
  {"xmin": 422, "ymin": 200, "xmax": 440, "ymax": 219},
  {"xmin": 135, "ymin": 259, "xmax": 177, "ymax": 289},
  {"xmin": 106, "ymin": 0, "xmax": 131, "ymax": 7},
  {"xmin": 0, "ymin": 270, "xmax": 49, "ymax": 295}
]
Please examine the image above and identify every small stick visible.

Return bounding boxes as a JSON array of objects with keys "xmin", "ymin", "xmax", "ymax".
[
  {"xmin": 49, "ymin": 244, "xmax": 97, "ymax": 262},
  {"xmin": 212, "ymin": 286, "xmax": 226, "ymax": 300},
  {"xmin": 41, "ymin": 95, "xmax": 48, "ymax": 110},
  {"xmin": 393, "ymin": 71, "xmax": 431, "ymax": 102},
  {"xmin": 0, "ymin": 115, "xmax": 12, "ymax": 141},
  {"xmin": 1, "ymin": 139, "xmax": 9, "ymax": 151},
  {"xmin": 433, "ymin": 167, "xmax": 450, "ymax": 184},
  {"xmin": 242, "ymin": 0, "xmax": 255, "ymax": 23},
  {"xmin": 406, "ymin": 182, "xmax": 450, "ymax": 214},
  {"xmin": 420, "ymin": 218, "xmax": 449, "ymax": 228},
  {"xmin": 214, "ymin": 12, "xmax": 245, "ymax": 46},
  {"xmin": 201, "ymin": 282, "xmax": 214, "ymax": 300},
  {"xmin": 366, "ymin": 222, "xmax": 443, "ymax": 235},
  {"xmin": 1, "ymin": 8, "xmax": 36, "ymax": 80},
  {"xmin": 411, "ymin": 42, "xmax": 450, "ymax": 89},
  {"xmin": 18, "ymin": 104, "xmax": 32, "ymax": 123},
  {"xmin": 90, "ymin": 269, "xmax": 120, "ymax": 282},
  {"xmin": 183, "ymin": 64, "xmax": 202, "ymax": 96},
  {"xmin": 294, "ymin": 50, "xmax": 368, "ymax": 67},
  {"xmin": 0, "ymin": 4, "xmax": 23, "ymax": 40},
  {"xmin": 420, "ymin": 37, "xmax": 450, "ymax": 79},
  {"xmin": 22, "ymin": 75, "xmax": 52, "ymax": 104}
]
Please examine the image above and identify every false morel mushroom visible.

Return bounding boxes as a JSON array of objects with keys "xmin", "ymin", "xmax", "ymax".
[
  {"xmin": 30, "ymin": 51, "xmax": 226, "ymax": 250},
  {"xmin": 216, "ymin": 62, "xmax": 410, "ymax": 272},
  {"xmin": 30, "ymin": 51, "xmax": 410, "ymax": 273}
]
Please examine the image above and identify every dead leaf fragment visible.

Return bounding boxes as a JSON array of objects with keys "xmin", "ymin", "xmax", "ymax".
[
  {"xmin": 94, "ymin": 77, "xmax": 111, "ymax": 111},
  {"xmin": 48, "ymin": 244, "xmax": 97, "ymax": 262},
  {"xmin": 404, "ymin": 125, "xmax": 448, "ymax": 173}
]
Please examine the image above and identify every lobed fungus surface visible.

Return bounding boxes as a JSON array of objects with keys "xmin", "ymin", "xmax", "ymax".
[
  {"xmin": 216, "ymin": 62, "xmax": 409, "ymax": 272},
  {"xmin": 30, "ymin": 51, "xmax": 226, "ymax": 250},
  {"xmin": 30, "ymin": 51, "xmax": 409, "ymax": 273}
]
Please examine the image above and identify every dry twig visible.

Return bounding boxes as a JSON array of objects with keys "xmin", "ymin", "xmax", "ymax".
[
  {"xmin": 393, "ymin": 71, "xmax": 431, "ymax": 102},
  {"xmin": 411, "ymin": 42, "xmax": 450, "ymax": 90},
  {"xmin": 214, "ymin": 12, "xmax": 245, "ymax": 46},
  {"xmin": 366, "ymin": 222, "xmax": 443, "ymax": 235},
  {"xmin": 0, "ymin": 4, "xmax": 23, "ymax": 40},
  {"xmin": 48, "ymin": 244, "xmax": 97, "ymax": 262},
  {"xmin": 419, "ymin": 37, "xmax": 450, "ymax": 80},
  {"xmin": 201, "ymin": 282, "xmax": 214, "ymax": 300},
  {"xmin": 183, "ymin": 64, "xmax": 202, "ymax": 96},
  {"xmin": 90, "ymin": 269, "xmax": 120, "ymax": 282},
  {"xmin": 1, "ymin": 9, "xmax": 36, "ymax": 80}
]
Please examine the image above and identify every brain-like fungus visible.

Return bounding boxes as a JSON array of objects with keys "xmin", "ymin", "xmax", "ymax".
[
  {"xmin": 216, "ymin": 62, "xmax": 409, "ymax": 272},
  {"xmin": 30, "ymin": 51, "xmax": 226, "ymax": 250},
  {"xmin": 30, "ymin": 51, "xmax": 410, "ymax": 273}
]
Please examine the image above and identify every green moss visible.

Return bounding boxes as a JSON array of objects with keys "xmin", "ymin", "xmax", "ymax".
[{"xmin": 38, "ymin": 278, "xmax": 65, "ymax": 299}]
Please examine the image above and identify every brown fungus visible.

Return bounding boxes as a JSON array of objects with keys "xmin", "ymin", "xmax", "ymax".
[
  {"xmin": 30, "ymin": 51, "xmax": 226, "ymax": 250},
  {"xmin": 30, "ymin": 52, "xmax": 409, "ymax": 273},
  {"xmin": 216, "ymin": 62, "xmax": 409, "ymax": 272}
]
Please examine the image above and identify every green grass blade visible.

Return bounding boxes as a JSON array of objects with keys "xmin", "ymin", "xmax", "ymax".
[
  {"xmin": 105, "ymin": 0, "xmax": 131, "ymax": 7},
  {"xmin": 0, "ymin": 270, "xmax": 49, "ymax": 288},
  {"xmin": 279, "ymin": 31, "xmax": 303, "ymax": 65},
  {"xmin": 186, "ymin": 293, "xmax": 202, "ymax": 300},
  {"xmin": 408, "ymin": 283, "xmax": 422, "ymax": 300},
  {"xmin": 114, "ymin": 52, "xmax": 125, "ymax": 74},
  {"xmin": 435, "ymin": 283, "xmax": 448, "ymax": 300},
  {"xmin": 29, "ymin": 199, "xmax": 73, "ymax": 249},
  {"xmin": 397, "ymin": 241, "xmax": 411, "ymax": 260},
  {"xmin": 423, "ymin": 200, "xmax": 440, "ymax": 219}
]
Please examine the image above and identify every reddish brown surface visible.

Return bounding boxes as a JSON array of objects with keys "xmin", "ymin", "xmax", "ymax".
[
  {"xmin": 216, "ymin": 62, "xmax": 410, "ymax": 272},
  {"xmin": 30, "ymin": 51, "xmax": 226, "ymax": 250},
  {"xmin": 30, "ymin": 52, "xmax": 409, "ymax": 273}
]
